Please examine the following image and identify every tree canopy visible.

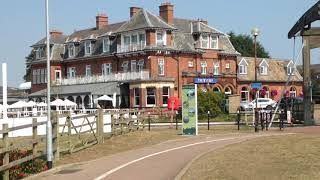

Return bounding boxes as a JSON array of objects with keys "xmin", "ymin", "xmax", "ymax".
[
  {"xmin": 228, "ymin": 31, "xmax": 270, "ymax": 58},
  {"xmin": 23, "ymin": 52, "xmax": 33, "ymax": 82}
]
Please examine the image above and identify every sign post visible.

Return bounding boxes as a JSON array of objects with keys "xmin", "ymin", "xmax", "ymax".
[{"xmin": 182, "ymin": 85, "xmax": 198, "ymax": 135}]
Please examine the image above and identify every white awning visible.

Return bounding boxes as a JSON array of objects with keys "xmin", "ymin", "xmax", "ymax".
[{"xmin": 96, "ymin": 95, "xmax": 113, "ymax": 101}]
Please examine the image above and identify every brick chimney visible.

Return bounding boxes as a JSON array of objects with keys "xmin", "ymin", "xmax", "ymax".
[
  {"xmin": 96, "ymin": 14, "xmax": 108, "ymax": 29},
  {"xmin": 130, "ymin": 7, "xmax": 141, "ymax": 18},
  {"xmin": 50, "ymin": 30, "xmax": 63, "ymax": 37},
  {"xmin": 159, "ymin": 2, "xmax": 174, "ymax": 25}
]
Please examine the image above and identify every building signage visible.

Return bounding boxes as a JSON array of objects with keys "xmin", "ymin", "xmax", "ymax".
[
  {"xmin": 182, "ymin": 85, "xmax": 198, "ymax": 135},
  {"xmin": 251, "ymin": 83, "xmax": 262, "ymax": 89},
  {"xmin": 194, "ymin": 78, "xmax": 217, "ymax": 84}
]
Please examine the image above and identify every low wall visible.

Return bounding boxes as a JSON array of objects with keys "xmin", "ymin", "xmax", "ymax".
[{"xmin": 314, "ymin": 104, "xmax": 320, "ymax": 125}]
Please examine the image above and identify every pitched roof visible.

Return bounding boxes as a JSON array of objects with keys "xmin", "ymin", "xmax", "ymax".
[
  {"xmin": 237, "ymin": 57, "xmax": 303, "ymax": 82},
  {"xmin": 115, "ymin": 9, "xmax": 176, "ymax": 33},
  {"xmin": 31, "ymin": 34, "xmax": 67, "ymax": 47},
  {"xmin": 191, "ymin": 21, "xmax": 224, "ymax": 35}
]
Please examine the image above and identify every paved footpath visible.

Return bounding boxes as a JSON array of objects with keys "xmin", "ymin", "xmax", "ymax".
[{"xmin": 30, "ymin": 132, "xmax": 290, "ymax": 180}]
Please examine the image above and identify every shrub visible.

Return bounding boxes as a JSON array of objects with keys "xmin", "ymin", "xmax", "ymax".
[{"xmin": 197, "ymin": 90, "xmax": 224, "ymax": 119}]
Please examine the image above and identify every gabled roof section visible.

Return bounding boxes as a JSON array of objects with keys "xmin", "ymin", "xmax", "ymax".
[
  {"xmin": 238, "ymin": 58, "xmax": 248, "ymax": 66},
  {"xmin": 259, "ymin": 59, "xmax": 269, "ymax": 67},
  {"xmin": 287, "ymin": 60, "xmax": 295, "ymax": 67},
  {"xmin": 115, "ymin": 9, "xmax": 176, "ymax": 33},
  {"xmin": 31, "ymin": 34, "xmax": 67, "ymax": 47},
  {"xmin": 192, "ymin": 21, "xmax": 224, "ymax": 35}
]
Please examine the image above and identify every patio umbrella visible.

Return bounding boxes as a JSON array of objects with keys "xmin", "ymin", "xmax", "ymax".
[
  {"xmin": 96, "ymin": 95, "xmax": 113, "ymax": 101},
  {"xmin": 25, "ymin": 101, "xmax": 37, "ymax": 107},
  {"xmin": 36, "ymin": 102, "xmax": 47, "ymax": 107},
  {"xmin": 112, "ymin": 93, "xmax": 117, "ymax": 108},
  {"xmin": 9, "ymin": 101, "xmax": 28, "ymax": 109},
  {"xmin": 50, "ymin": 99, "xmax": 65, "ymax": 106},
  {"xmin": 64, "ymin": 99, "xmax": 77, "ymax": 107}
]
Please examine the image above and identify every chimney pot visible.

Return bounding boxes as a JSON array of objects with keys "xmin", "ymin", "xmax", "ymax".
[
  {"xmin": 159, "ymin": 2, "xmax": 174, "ymax": 25},
  {"xmin": 130, "ymin": 7, "xmax": 141, "ymax": 18},
  {"xmin": 50, "ymin": 30, "xmax": 63, "ymax": 37},
  {"xmin": 96, "ymin": 14, "xmax": 108, "ymax": 29}
]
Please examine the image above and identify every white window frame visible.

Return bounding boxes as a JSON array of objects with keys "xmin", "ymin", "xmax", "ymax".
[
  {"xmin": 158, "ymin": 59, "xmax": 165, "ymax": 75},
  {"xmin": 68, "ymin": 43, "xmax": 75, "ymax": 58},
  {"xmin": 162, "ymin": 86, "xmax": 170, "ymax": 107},
  {"xmin": 213, "ymin": 62, "xmax": 219, "ymax": 75},
  {"xmin": 200, "ymin": 34, "xmax": 209, "ymax": 49},
  {"xmin": 146, "ymin": 87, "xmax": 156, "ymax": 107},
  {"xmin": 32, "ymin": 70, "xmax": 36, "ymax": 84},
  {"xmin": 259, "ymin": 59, "xmax": 269, "ymax": 75},
  {"xmin": 210, "ymin": 36, "xmax": 218, "ymax": 49},
  {"xmin": 102, "ymin": 63, "xmax": 112, "ymax": 75},
  {"xmin": 188, "ymin": 60, "xmax": 194, "ymax": 67},
  {"xmin": 85, "ymin": 40, "xmax": 92, "ymax": 55},
  {"xmin": 290, "ymin": 87, "xmax": 297, "ymax": 97},
  {"xmin": 137, "ymin": 60, "xmax": 144, "ymax": 72},
  {"xmin": 226, "ymin": 63, "xmax": 230, "ymax": 69},
  {"xmin": 102, "ymin": 38, "xmax": 110, "ymax": 53},
  {"xmin": 287, "ymin": 61, "xmax": 296, "ymax": 76},
  {"xmin": 238, "ymin": 58, "xmax": 248, "ymax": 75},
  {"xmin": 156, "ymin": 31, "xmax": 166, "ymax": 46},
  {"xmin": 139, "ymin": 33, "xmax": 146, "ymax": 46},
  {"xmin": 131, "ymin": 60, "xmax": 137, "ymax": 72},
  {"xmin": 241, "ymin": 87, "xmax": 249, "ymax": 102},
  {"xmin": 122, "ymin": 61, "xmax": 129, "ymax": 72},
  {"xmin": 134, "ymin": 88, "xmax": 140, "ymax": 107},
  {"xmin": 40, "ymin": 69, "xmax": 45, "ymax": 83},
  {"xmin": 85, "ymin": 65, "xmax": 91, "ymax": 76},
  {"xmin": 67, "ymin": 67, "xmax": 76, "ymax": 78},
  {"xmin": 55, "ymin": 70, "xmax": 61, "ymax": 83},
  {"xmin": 35, "ymin": 47, "xmax": 45, "ymax": 59},
  {"xmin": 201, "ymin": 61, "xmax": 207, "ymax": 75}
]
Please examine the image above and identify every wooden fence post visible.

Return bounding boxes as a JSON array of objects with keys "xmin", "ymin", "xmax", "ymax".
[
  {"xmin": 2, "ymin": 123, "xmax": 9, "ymax": 180},
  {"xmin": 67, "ymin": 112, "xmax": 72, "ymax": 154},
  {"xmin": 52, "ymin": 112, "xmax": 60, "ymax": 161},
  {"xmin": 97, "ymin": 108, "xmax": 104, "ymax": 144},
  {"xmin": 32, "ymin": 118, "xmax": 38, "ymax": 157}
]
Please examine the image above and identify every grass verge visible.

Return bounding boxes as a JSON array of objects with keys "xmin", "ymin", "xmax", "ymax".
[{"xmin": 182, "ymin": 133, "xmax": 320, "ymax": 180}]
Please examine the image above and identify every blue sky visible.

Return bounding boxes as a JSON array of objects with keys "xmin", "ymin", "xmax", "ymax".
[{"xmin": 0, "ymin": 0, "xmax": 318, "ymax": 87}]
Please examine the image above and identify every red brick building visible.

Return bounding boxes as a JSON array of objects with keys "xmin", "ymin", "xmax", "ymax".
[
  {"xmin": 29, "ymin": 3, "xmax": 239, "ymax": 108},
  {"xmin": 237, "ymin": 57, "xmax": 303, "ymax": 103}
]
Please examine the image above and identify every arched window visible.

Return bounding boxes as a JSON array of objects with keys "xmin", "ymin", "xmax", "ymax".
[
  {"xmin": 290, "ymin": 87, "xmax": 297, "ymax": 97},
  {"xmin": 76, "ymin": 96, "xmax": 82, "ymax": 109},
  {"xmin": 213, "ymin": 87, "xmax": 221, "ymax": 93},
  {"xmin": 224, "ymin": 87, "xmax": 232, "ymax": 95},
  {"xmin": 67, "ymin": 96, "xmax": 74, "ymax": 102},
  {"xmin": 241, "ymin": 87, "xmax": 249, "ymax": 102}
]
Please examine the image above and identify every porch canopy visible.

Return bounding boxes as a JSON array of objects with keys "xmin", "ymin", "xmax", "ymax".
[{"xmin": 288, "ymin": 0, "xmax": 320, "ymax": 125}]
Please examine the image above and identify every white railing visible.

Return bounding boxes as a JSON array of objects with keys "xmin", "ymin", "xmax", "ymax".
[
  {"xmin": 117, "ymin": 43, "xmax": 146, "ymax": 53},
  {"xmin": 56, "ymin": 71, "xmax": 150, "ymax": 85}
]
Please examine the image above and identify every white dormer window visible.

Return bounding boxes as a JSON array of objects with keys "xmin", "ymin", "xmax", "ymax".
[
  {"xmin": 200, "ymin": 35, "xmax": 209, "ymax": 48},
  {"xmin": 68, "ymin": 43, "xmax": 75, "ymax": 58},
  {"xmin": 139, "ymin": 33, "xmax": 146, "ymax": 45},
  {"xmin": 210, "ymin": 36, "xmax": 218, "ymax": 49},
  {"xmin": 35, "ymin": 47, "xmax": 45, "ymax": 59},
  {"xmin": 287, "ymin": 61, "xmax": 295, "ymax": 75},
  {"xmin": 238, "ymin": 58, "xmax": 248, "ymax": 75},
  {"xmin": 259, "ymin": 59, "xmax": 269, "ymax": 75},
  {"xmin": 85, "ymin": 41, "xmax": 92, "ymax": 55},
  {"xmin": 156, "ymin": 31, "xmax": 166, "ymax": 46},
  {"xmin": 213, "ymin": 62, "xmax": 219, "ymax": 75},
  {"xmin": 102, "ymin": 38, "xmax": 110, "ymax": 53},
  {"xmin": 122, "ymin": 61, "xmax": 129, "ymax": 72},
  {"xmin": 201, "ymin": 61, "xmax": 207, "ymax": 75}
]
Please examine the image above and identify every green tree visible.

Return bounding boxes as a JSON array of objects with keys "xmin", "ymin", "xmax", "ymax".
[
  {"xmin": 228, "ymin": 31, "xmax": 270, "ymax": 58},
  {"xmin": 24, "ymin": 52, "xmax": 33, "ymax": 82},
  {"xmin": 197, "ymin": 90, "xmax": 224, "ymax": 119}
]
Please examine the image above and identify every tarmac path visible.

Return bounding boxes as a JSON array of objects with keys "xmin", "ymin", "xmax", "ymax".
[{"xmin": 31, "ymin": 132, "xmax": 290, "ymax": 180}]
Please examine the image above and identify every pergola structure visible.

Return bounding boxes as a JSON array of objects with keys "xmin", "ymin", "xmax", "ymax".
[{"xmin": 288, "ymin": 1, "xmax": 320, "ymax": 125}]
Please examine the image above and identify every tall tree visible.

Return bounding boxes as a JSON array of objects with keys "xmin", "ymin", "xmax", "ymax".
[
  {"xmin": 24, "ymin": 52, "xmax": 33, "ymax": 82},
  {"xmin": 228, "ymin": 31, "xmax": 270, "ymax": 58}
]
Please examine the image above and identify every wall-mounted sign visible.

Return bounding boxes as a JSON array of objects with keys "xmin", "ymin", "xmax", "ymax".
[
  {"xmin": 182, "ymin": 85, "xmax": 198, "ymax": 135},
  {"xmin": 251, "ymin": 82, "xmax": 262, "ymax": 89},
  {"xmin": 194, "ymin": 78, "xmax": 218, "ymax": 84}
]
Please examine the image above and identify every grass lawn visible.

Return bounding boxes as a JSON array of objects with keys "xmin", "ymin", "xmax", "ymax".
[
  {"xmin": 56, "ymin": 126, "xmax": 253, "ymax": 166},
  {"xmin": 182, "ymin": 133, "xmax": 320, "ymax": 180}
]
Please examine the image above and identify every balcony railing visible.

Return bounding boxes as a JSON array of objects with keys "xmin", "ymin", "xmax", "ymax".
[
  {"xmin": 117, "ymin": 43, "xmax": 146, "ymax": 53},
  {"xmin": 55, "ymin": 71, "xmax": 150, "ymax": 86}
]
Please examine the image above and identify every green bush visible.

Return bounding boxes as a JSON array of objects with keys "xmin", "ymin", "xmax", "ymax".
[{"xmin": 197, "ymin": 90, "xmax": 225, "ymax": 120}]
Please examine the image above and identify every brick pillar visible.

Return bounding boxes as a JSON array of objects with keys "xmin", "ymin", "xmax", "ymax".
[
  {"xmin": 129, "ymin": 88, "xmax": 134, "ymax": 108},
  {"xmin": 158, "ymin": 87, "xmax": 163, "ymax": 107},
  {"xmin": 141, "ymin": 88, "xmax": 146, "ymax": 108}
]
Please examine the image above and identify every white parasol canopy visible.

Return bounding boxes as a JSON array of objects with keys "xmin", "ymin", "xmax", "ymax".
[
  {"xmin": 37, "ymin": 102, "xmax": 47, "ymax": 107},
  {"xmin": 64, "ymin": 99, "xmax": 77, "ymax": 107},
  {"xmin": 112, "ymin": 93, "xmax": 116, "ymax": 107},
  {"xmin": 9, "ymin": 101, "xmax": 28, "ymax": 109},
  {"xmin": 96, "ymin": 95, "xmax": 113, "ymax": 101},
  {"xmin": 50, "ymin": 99, "xmax": 65, "ymax": 106},
  {"xmin": 25, "ymin": 101, "xmax": 37, "ymax": 107}
]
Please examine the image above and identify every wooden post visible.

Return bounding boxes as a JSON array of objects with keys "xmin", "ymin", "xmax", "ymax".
[
  {"xmin": 97, "ymin": 108, "xmax": 104, "ymax": 143},
  {"xmin": 2, "ymin": 123, "xmax": 9, "ymax": 180},
  {"xmin": 32, "ymin": 118, "xmax": 38, "ymax": 157},
  {"xmin": 52, "ymin": 112, "xmax": 60, "ymax": 161},
  {"xmin": 67, "ymin": 112, "xmax": 72, "ymax": 154}
]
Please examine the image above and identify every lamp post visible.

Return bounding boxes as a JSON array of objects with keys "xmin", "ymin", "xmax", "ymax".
[{"xmin": 251, "ymin": 27, "xmax": 260, "ymax": 132}]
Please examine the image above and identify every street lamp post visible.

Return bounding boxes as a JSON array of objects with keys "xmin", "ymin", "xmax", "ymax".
[{"xmin": 251, "ymin": 27, "xmax": 260, "ymax": 132}]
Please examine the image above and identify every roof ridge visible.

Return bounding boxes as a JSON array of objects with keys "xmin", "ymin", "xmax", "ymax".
[{"xmin": 143, "ymin": 9, "xmax": 153, "ymax": 27}]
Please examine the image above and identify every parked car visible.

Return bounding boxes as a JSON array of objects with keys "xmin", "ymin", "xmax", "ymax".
[{"xmin": 240, "ymin": 98, "xmax": 277, "ymax": 111}]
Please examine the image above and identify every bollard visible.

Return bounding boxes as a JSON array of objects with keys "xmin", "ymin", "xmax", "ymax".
[
  {"xmin": 207, "ymin": 111, "xmax": 210, "ymax": 130},
  {"xmin": 237, "ymin": 110, "xmax": 241, "ymax": 131},
  {"xmin": 280, "ymin": 111, "xmax": 284, "ymax": 131},
  {"xmin": 254, "ymin": 109, "xmax": 259, "ymax": 132},
  {"xmin": 260, "ymin": 112, "xmax": 264, "ymax": 131},
  {"xmin": 175, "ymin": 111, "xmax": 178, "ymax": 130},
  {"xmin": 148, "ymin": 113, "xmax": 151, "ymax": 131}
]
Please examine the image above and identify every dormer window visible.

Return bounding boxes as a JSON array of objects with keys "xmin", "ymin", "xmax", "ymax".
[
  {"xmin": 156, "ymin": 31, "xmax": 166, "ymax": 46},
  {"xmin": 102, "ymin": 38, "xmax": 110, "ymax": 53},
  {"xmin": 35, "ymin": 47, "xmax": 45, "ymax": 59},
  {"xmin": 259, "ymin": 59, "xmax": 269, "ymax": 75},
  {"xmin": 200, "ymin": 35, "xmax": 209, "ymax": 48},
  {"xmin": 200, "ymin": 34, "xmax": 218, "ymax": 49},
  {"xmin": 210, "ymin": 36, "xmax": 218, "ymax": 49},
  {"xmin": 287, "ymin": 61, "xmax": 295, "ymax": 75},
  {"xmin": 68, "ymin": 43, "xmax": 75, "ymax": 58},
  {"xmin": 85, "ymin": 40, "xmax": 92, "ymax": 55},
  {"xmin": 238, "ymin": 58, "xmax": 248, "ymax": 75}
]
